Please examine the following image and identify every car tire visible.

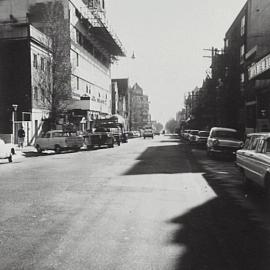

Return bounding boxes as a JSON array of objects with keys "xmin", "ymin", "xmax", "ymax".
[
  {"xmin": 36, "ymin": 145, "xmax": 42, "ymax": 154},
  {"xmin": 8, "ymin": 155, "xmax": 12, "ymax": 163},
  {"xmin": 87, "ymin": 145, "xmax": 94, "ymax": 150},
  {"xmin": 108, "ymin": 141, "xmax": 114, "ymax": 148},
  {"xmin": 55, "ymin": 145, "xmax": 61, "ymax": 154}
]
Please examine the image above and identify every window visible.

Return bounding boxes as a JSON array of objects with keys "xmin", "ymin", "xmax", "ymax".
[
  {"xmin": 34, "ymin": 86, "xmax": 38, "ymax": 100},
  {"xmin": 241, "ymin": 73, "xmax": 245, "ymax": 83},
  {"xmin": 41, "ymin": 57, "xmax": 45, "ymax": 71},
  {"xmin": 76, "ymin": 52, "xmax": 79, "ymax": 67},
  {"xmin": 257, "ymin": 139, "xmax": 265, "ymax": 153},
  {"xmin": 265, "ymin": 139, "xmax": 270, "ymax": 153},
  {"xmin": 240, "ymin": 44, "xmax": 245, "ymax": 58},
  {"xmin": 33, "ymin": 54, "xmax": 38, "ymax": 68},
  {"xmin": 224, "ymin": 39, "xmax": 229, "ymax": 48},
  {"xmin": 41, "ymin": 89, "xmax": 45, "ymax": 102},
  {"xmin": 241, "ymin": 16, "xmax": 246, "ymax": 36},
  {"xmin": 77, "ymin": 77, "xmax": 80, "ymax": 90}
]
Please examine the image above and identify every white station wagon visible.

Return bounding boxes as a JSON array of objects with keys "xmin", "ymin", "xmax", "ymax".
[
  {"xmin": 236, "ymin": 133, "xmax": 270, "ymax": 196},
  {"xmin": 207, "ymin": 127, "xmax": 243, "ymax": 157},
  {"xmin": 0, "ymin": 139, "xmax": 14, "ymax": 162}
]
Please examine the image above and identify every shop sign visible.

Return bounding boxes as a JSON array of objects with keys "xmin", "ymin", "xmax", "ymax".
[{"xmin": 249, "ymin": 53, "xmax": 270, "ymax": 80}]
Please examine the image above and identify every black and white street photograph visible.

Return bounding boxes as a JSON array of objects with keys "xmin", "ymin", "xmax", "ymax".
[{"xmin": 2, "ymin": 0, "xmax": 270, "ymax": 269}]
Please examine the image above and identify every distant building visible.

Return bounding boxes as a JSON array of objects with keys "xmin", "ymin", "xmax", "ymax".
[
  {"xmin": 129, "ymin": 83, "xmax": 150, "ymax": 130},
  {"xmin": 111, "ymin": 78, "xmax": 130, "ymax": 130}
]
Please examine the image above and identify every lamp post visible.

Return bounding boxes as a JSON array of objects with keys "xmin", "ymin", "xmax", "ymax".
[{"xmin": 12, "ymin": 104, "xmax": 18, "ymax": 144}]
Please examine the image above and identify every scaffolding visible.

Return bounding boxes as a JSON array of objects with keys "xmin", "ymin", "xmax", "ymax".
[{"xmin": 79, "ymin": 2, "xmax": 125, "ymax": 57}]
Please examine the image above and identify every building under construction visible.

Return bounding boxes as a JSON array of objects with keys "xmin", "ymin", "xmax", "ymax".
[{"xmin": 0, "ymin": 0, "xmax": 125, "ymax": 143}]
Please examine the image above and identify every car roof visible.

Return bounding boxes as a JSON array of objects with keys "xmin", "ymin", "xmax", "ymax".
[
  {"xmin": 246, "ymin": 132, "xmax": 270, "ymax": 138},
  {"xmin": 210, "ymin": 127, "xmax": 237, "ymax": 132},
  {"xmin": 48, "ymin": 130, "xmax": 63, "ymax": 132}
]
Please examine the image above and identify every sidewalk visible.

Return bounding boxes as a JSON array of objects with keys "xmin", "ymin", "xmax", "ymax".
[{"xmin": 6, "ymin": 144, "xmax": 37, "ymax": 160}]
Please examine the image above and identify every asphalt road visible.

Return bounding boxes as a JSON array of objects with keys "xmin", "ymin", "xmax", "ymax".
[{"xmin": 1, "ymin": 135, "xmax": 270, "ymax": 270}]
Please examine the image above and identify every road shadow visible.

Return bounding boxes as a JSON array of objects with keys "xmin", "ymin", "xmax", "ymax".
[
  {"xmin": 124, "ymin": 140, "xmax": 201, "ymax": 175},
  {"xmin": 168, "ymin": 195, "xmax": 270, "ymax": 270},
  {"xmin": 168, "ymin": 146, "xmax": 270, "ymax": 270}
]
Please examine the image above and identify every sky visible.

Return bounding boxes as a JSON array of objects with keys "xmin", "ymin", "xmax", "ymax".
[{"xmin": 106, "ymin": 0, "xmax": 247, "ymax": 125}]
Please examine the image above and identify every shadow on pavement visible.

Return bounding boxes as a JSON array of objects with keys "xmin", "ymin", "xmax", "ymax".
[
  {"xmin": 124, "ymin": 139, "xmax": 201, "ymax": 175},
  {"xmin": 168, "ymin": 195, "xmax": 270, "ymax": 270},
  {"xmin": 168, "ymin": 145, "xmax": 270, "ymax": 270}
]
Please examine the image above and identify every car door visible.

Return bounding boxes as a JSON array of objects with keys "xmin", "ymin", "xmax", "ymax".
[
  {"xmin": 255, "ymin": 139, "xmax": 270, "ymax": 187},
  {"xmin": 245, "ymin": 139, "xmax": 265, "ymax": 186}
]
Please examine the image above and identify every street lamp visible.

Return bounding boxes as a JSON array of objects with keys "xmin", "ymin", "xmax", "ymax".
[{"xmin": 12, "ymin": 104, "xmax": 18, "ymax": 144}]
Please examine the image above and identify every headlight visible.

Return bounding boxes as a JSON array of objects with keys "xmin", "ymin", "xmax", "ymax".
[{"xmin": 213, "ymin": 139, "xmax": 219, "ymax": 146}]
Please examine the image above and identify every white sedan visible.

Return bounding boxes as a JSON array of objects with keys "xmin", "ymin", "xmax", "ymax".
[{"xmin": 0, "ymin": 139, "xmax": 14, "ymax": 162}]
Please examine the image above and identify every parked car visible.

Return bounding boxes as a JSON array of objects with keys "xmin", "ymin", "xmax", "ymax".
[
  {"xmin": 183, "ymin": 130, "xmax": 191, "ymax": 140},
  {"xmin": 143, "ymin": 129, "xmax": 154, "ymax": 139},
  {"xmin": 35, "ymin": 130, "xmax": 84, "ymax": 153},
  {"xmin": 153, "ymin": 130, "xmax": 160, "ymax": 136},
  {"xmin": 188, "ymin": 130, "xmax": 199, "ymax": 143},
  {"xmin": 84, "ymin": 128, "xmax": 115, "ymax": 149},
  {"xmin": 236, "ymin": 133, "xmax": 270, "ymax": 196},
  {"xmin": 207, "ymin": 127, "xmax": 243, "ymax": 157},
  {"xmin": 0, "ymin": 139, "xmax": 14, "ymax": 162},
  {"xmin": 195, "ymin": 131, "xmax": 210, "ymax": 147}
]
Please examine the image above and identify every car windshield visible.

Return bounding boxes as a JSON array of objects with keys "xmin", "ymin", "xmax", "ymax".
[
  {"xmin": 212, "ymin": 130, "xmax": 238, "ymax": 139},
  {"xmin": 199, "ymin": 131, "xmax": 209, "ymax": 137},
  {"xmin": 95, "ymin": 127, "xmax": 109, "ymax": 132},
  {"xmin": 190, "ymin": 130, "xmax": 199, "ymax": 135}
]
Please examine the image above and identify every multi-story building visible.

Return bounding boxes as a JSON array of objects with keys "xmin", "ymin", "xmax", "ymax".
[
  {"xmin": 224, "ymin": 0, "xmax": 270, "ymax": 133},
  {"xmin": 0, "ymin": 0, "xmax": 124, "ymax": 141},
  {"xmin": 245, "ymin": 0, "xmax": 270, "ymax": 132},
  {"xmin": 111, "ymin": 78, "xmax": 129, "ymax": 130},
  {"xmin": 0, "ymin": 23, "xmax": 52, "ymax": 144},
  {"xmin": 129, "ymin": 83, "xmax": 150, "ymax": 130},
  {"xmin": 223, "ymin": 3, "xmax": 248, "ymax": 134}
]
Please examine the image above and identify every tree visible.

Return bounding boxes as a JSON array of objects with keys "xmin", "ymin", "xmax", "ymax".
[
  {"xmin": 29, "ymin": 1, "xmax": 72, "ymax": 129},
  {"xmin": 165, "ymin": 118, "xmax": 177, "ymax": 133},
  {"xmin": 153, "ymin": 122, "xmax": 163, "ymax": 132}
]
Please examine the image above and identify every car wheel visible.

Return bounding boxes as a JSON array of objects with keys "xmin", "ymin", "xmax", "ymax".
[
  {"xmin": 36, "ymin": 145, "xmax": 42, "ymax": 154},
  {"xmin": 8, "ymin": 155, "xmax": 12, "ymax": 163},
  {"xmin": 55, "ymin": 145, "xmax": 61, "ymax": 154},
  {"xmin": 11, "ymin": 148, "xmax": 15, "ymax": 155},
  {"xmin": 117, "ymin": 140, "xmax": 120, "ymax": 146},
  {"xmin": 108, "ymin": 143, "xmax": 114, "ymax": 148}
]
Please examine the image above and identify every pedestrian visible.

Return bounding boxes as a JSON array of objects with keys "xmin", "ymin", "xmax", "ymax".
[{"xmin": 17, "ymin": 126, "xmax": 25, "ymax": 148}]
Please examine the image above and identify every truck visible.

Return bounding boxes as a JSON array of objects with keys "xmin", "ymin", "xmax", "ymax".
[
  {"xmin": 35, "ymin": 130, "xmax": 84, "ymax": 154},
  {"xmin": 83, "ymin": 127, "xmax": 115, "ymax": 149},
  {"xmin": 94, "ymin": 115, "xmax": 128, "ymax": 145}
]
